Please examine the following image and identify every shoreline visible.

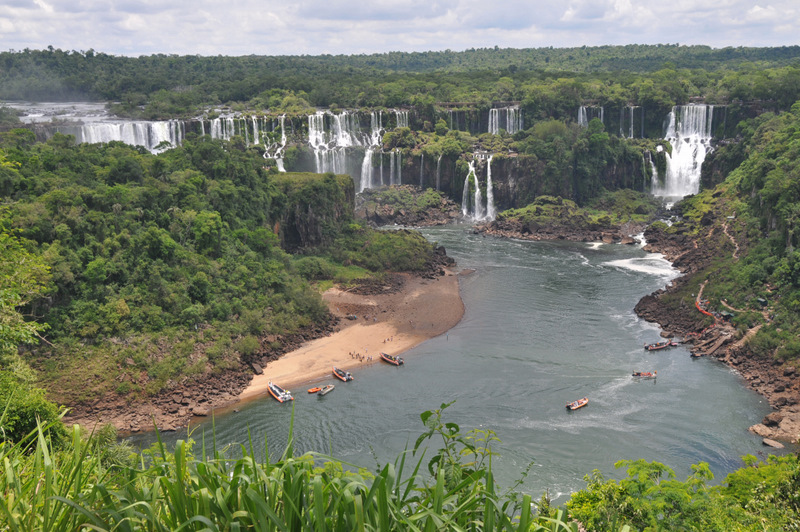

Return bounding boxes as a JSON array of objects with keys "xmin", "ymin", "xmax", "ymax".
[{"xmin": 239, "ymin": 269, "xmax": 465, "ymax": 402}]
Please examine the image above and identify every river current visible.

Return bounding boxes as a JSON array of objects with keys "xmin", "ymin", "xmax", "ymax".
[{"xmin": 129, "ymin": 225, "xmax": 780, "ymax": 502}]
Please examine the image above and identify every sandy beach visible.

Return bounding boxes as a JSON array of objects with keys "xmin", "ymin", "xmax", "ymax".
[{"xmin": 239, "ymin": 269, "xmax": 465, "ymax": 401}]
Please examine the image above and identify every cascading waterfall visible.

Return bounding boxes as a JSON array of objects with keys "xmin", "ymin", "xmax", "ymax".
[
  {"xmin": 489, "ymin": 107, "xmax": 523, "ymax": 135},
  {"xmin": 359, "ymin": 111, "xmax": 384, "ymax": 191},
  {"xmin": 435, "ymin": 154, "xmax": 442, "ymax": 190},
  {"xmin": 308, "ymin": 111, "xmax": 360, "ymax": 175},
  {"xmin": 395, "ymin": 110, "xmax": 409, "ymax": 128},
  {"xmin": 57, "ymin": 120, "xmax": 184, "ymax": 152},
  {"xmin": 461, "ymin": 160, "xmax": 484, "ymax": 220},
  {"xmin": 489, "ymin": 109, "xmax": 500, "ymax": 135},
  {"xmin": 269, "ymin": 115, "xmax": 287, "ymax": 172},
  {"xmin": 485, "ymin": 155, "xmax": 495, "ymax": 220},
  {"xmin": 578, "ymin": 106, "xmax": 604, "ymax": 128},
  {"xmin": 472, "ymin": 161, "xmax": 484, "ymax": 220},
  {"xmin": 654, "ymin": 104, "xmax": 714, "ymax": 198},
  {"xmin": 461, "ymin": 161, "xmax": 474, "ymax": 217},
  {"xmin": 387, "ymin": 150, "xmax": 402, "ymax": 185}
]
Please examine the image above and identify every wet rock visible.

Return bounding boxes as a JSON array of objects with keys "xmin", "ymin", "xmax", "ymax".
[
  {"xmin": 763, "ymin": 438, "xmax": 785, "ymax": 449},
  {"xmin": 763, "ymin": 411, "xmax": 784, "ymax": 427}
]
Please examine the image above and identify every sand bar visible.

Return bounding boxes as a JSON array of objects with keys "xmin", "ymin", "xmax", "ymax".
[{"xmin": 239, "ymin": 270, "xmax": 464, "ymax": 400}]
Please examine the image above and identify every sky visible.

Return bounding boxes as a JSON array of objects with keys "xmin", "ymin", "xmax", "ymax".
[{"xmin": 1, "ymin": 0, "xmax": 798, "ymax": 57}]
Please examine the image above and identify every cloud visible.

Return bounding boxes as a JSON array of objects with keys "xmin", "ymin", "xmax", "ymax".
[{"xmin": 0, "ymin": 0, "xmax": 798, "ymax": 56}]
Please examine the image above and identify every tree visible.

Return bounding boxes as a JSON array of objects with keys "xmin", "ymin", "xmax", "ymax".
[{"xmin": 0, "ymin": 224, "xmax": 50, "ymax": 374}]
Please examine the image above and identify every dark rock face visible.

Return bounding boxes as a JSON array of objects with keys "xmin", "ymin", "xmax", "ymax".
[{"xmin": 355, "ymin": 185, "xmax": 461, "ymax": 227}]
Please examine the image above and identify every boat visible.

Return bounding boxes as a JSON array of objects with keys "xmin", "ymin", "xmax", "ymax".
[
  {"xmin": 632, "ymin": 371, "xmax": 657, "ymax": 379},
  {"xmin": 307, "ymin": 387, "xmax": 321, "ymax": 393},
  {"xmin": 318, "ymin": 384, "xmax": 335, "ymax": 396},
  {"xmin": 644, "ymin": 340, "xmax": 679, "ymax": 351},
  {"xmin": 380, "ymin": 352, "xmax": 404, "ymax": 366},
  {"xmin": 268, "ymin": 382, "xmax": 293, "ymax": 403},
  {"xmin": 566, "ymin": 397, "xmax": 588, "ymax": 410},
  {"xmin": 332, "ymin": 366, "xmax": 353, "ymax": 382}
]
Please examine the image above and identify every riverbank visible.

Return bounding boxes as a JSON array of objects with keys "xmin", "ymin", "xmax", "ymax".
[
  {"xmin": 239, "ymin": 269, "xmax": 465, "ymax": 401},
  {"xmin": 635, "ymin": 223, "xmax": 800, "ymax": 445}
]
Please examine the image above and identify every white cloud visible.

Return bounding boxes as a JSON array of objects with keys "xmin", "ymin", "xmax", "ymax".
[{"xmin": 0, "ymin": 0, "xmax": 797, "ymax": 56}]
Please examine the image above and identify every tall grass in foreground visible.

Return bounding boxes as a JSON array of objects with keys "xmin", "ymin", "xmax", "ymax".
[{"xmin": 0, "ymin": 401, "xmax": 593, "ymax": 531}]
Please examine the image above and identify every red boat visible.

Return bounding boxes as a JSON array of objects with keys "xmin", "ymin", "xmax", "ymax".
[
  {"xmin": 332, "ymin": 366, "xmax": 353, "ymax": 382},
  {"xmin": 267, "ymin": 382, "xmax": 293, "ymax": 403},
  {"xmin": 380, "ymin": 352, "xmax": 404, "ymax": 366},
  {"xmin": 644, "ymin": 340, "xmax": 679, "ymax": 351},
  {"xmin": 632, "ymin": 371, "xmax": 657, "ymax": 379},
  {"xmin": 566, "ymin": 397, "xmax": 588, "ymax": 410}
]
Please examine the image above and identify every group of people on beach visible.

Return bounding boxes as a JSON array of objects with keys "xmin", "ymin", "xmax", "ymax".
[{"xmin": 349, "ymin": 351, "xmax": 373, "ymax": 362}]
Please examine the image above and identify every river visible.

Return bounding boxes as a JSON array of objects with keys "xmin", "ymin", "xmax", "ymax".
[{"xmin": 128, "ymin": 225, "xmax": 780, "ymax": 502}]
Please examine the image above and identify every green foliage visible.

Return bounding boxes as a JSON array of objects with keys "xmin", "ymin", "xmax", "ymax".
[
  {"xmin": 0, "ymin": 405, "xmax": 581, "ymax": 532},
  {"xmin": 0, "ymin": 371, "xmax": 67, "ymax": 447}
]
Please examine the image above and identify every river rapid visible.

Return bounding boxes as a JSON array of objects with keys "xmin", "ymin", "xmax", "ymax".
[{"xmin": 129, "ymin": 225, "xmax": 781, "ymax": 502}]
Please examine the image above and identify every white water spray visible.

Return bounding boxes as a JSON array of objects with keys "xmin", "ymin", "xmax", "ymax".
[{"xmin": 654, "ymin": 104, "xmax": 714, "ymax": 198}]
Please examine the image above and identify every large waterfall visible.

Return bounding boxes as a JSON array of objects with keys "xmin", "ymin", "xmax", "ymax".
[
  {"xmin": 485, "ymin": 155, "xmax": 495, "ymax": 220},
  {"xmin": 54, "ymin": 120, "xmax": 185, "ymax": 152},
  {"xmin": 653, "ymin": 104, "xmax": 714, "ymax": 198},
  {"xmin": 395, "ymin": 110, "xmax": 409, "ymax": 129},
  {"xmin": 488, "ymin": 107, "xmax": 523, "ymax": 135},
  {"xmin": 461, "ymin": 157, "xmax": 496, "ymax": 221}
]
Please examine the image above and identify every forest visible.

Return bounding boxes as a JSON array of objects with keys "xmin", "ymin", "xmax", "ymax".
[{"xmin": 2, "ymin": 45, "xmax": 800, "ymax": 529}]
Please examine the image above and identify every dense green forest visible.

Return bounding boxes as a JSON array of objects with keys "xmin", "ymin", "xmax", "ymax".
[
  {"xmin": 0, "ymin": 129, "xmax": 443, "ymax": 410},
  {"xmin": 2, "ymin": 46, "xmax": 800, "ymax": 123}
]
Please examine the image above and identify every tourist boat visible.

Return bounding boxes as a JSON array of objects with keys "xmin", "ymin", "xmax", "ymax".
[
  {"xmin": 318, "ymin": 384, "xmax": 335, "ymax": 396},
  {"xmin": 566, "ymin": 397, "xmax": 588, "ymax": 410},
  {"xmin": 644, "ymin": 340, "xmax": 679, "ymax": 351},
  {"xmin": 332, "ymin": 366, "xmax": 353, "ymax": 382},
  {"xmin": 380, "ymin": 352, "xmax": 404, "ymax": 366},
  {"xmin": 307, "ymin": 387, "xmax": 321, "ymax": 393},
  {"xmin": 268, "ymin": 382, "xmax": 293, "ymax": 403},
  {"xmin": 632, "ymin": 371, "xmax": 657, "ymax": 379}
]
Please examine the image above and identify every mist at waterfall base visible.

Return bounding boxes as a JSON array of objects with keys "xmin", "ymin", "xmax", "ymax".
[{"xmin": 127, "ymin": 227, "xmax": 779, "ymax": 502}]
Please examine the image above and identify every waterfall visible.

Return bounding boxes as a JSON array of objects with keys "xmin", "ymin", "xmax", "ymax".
[
  {"xmin": 419, "ymin": 153, "xmax": 424, "ymax": 187},
  {"xmin": 647, "ymin": 151, "xmax": 658, "ymax": 192},
  {"xmin": 472, "ymin": 161, "xmax": 483, "ymax": 220},
  {"xmin": 200, "ymin": 119, "xmax": 205, "ymax": 137},
  {"xmin": 654, "ymin": 104, "xmax": 714, "ymax": 198},
  {"xmin": 488, "ymin": 107, "xmax": 522, "ymax": 135},
  {"xmin": 360, "ymin": 149, "xmax": 374, "ymax": 190},
  {"xmin": 56, "ymin": 120, "xmax": 184, "ymax": 152},
  {"xmin": 461, "ymin": 161, "xmax": 474, "ymax": 217},
  {"xmin": 308, "ymin": 110, "xmax": 361, "ymax": 175},
  {"xmin": 507, "ymin": 108, "xmax": 522, "ymax": 134},
  {"xmin": 578, "ymin": 106, "xmax": 604, "ymax": 128},
  {"xmin": 395, "ymin": 110, "xmax": 409, "ymax": 128},
  {"xmin": 461, "ymin": 160, "xmax": 483, "ymax": 220},
  {"xmin": 359, "ymin": 111, "xmax": 384, "ymax": 192},
  {"xmin": 252, "ymin": 117, "xmax": 259, "ymax": 146},
  {"xmin": 272, "ymin": 115, "xmax": 287, "ymax": 172},
  {"xmin": 435, "ymin": 154, "xmax": 442, "ymax": 190},
  {"xmin": 388, "ymin": 150, "xmax": 402, "ymax": 185},
  {"xmin": 489, "ymin": 109, "xmax": 500, "ymax": 135},
  {"xmin": 578, "ymin": 106, "xmax": 588, "ymax": 127},
  {"xmin": 486, "ymin": 155, "xmax": 495, "ymax": 220}
]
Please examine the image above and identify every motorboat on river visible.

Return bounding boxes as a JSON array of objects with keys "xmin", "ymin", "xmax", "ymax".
[
  {"xmin": 644, "ymin": 340, "xmax": 679, "ymax": 351},
  {"xmin": 632, "ymin": 371, "xmax": 657, "ymax": 379},
  {"xmin": 332, "ymin": 366, "xmax": 353, "ymax": 382},
  {"xmin": 268, "ymin": 382, "xmax": 293, "ymax": 403},
  {"xmin": 566, "ymin": 397, "xmax": 588, "ymax": 410},
  {"xmin": 380, "ymin": 352, "xmax": 404, "ymax": 366},
  {"xmin": 318, "ymin": 384, "xmax": 335, "ymax": 396}
]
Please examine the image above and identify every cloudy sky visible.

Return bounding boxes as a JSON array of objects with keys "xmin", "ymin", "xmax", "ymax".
[{"xmin": 1, "ymin": 0, "xmax": 798, "ymax": 56}]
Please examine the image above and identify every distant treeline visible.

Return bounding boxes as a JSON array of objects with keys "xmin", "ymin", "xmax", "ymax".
[{"xmin": 2, "ymin": 45, "xmax": 800, "ymax": 120}]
